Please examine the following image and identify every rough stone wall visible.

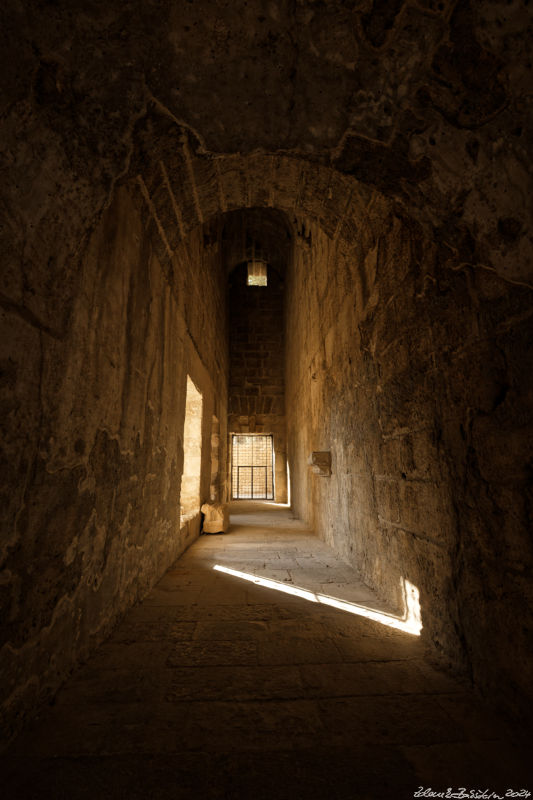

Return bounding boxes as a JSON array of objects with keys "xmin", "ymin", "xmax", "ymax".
[
  {"xmin": 0, "ymin": 182, "xmax": 228, "ymax": 744},
  {"xmin": 1, "ymin": 0, "xmax": 531, "ymax": 736},
  {"xmin": 228, "ymin": 264, "xmax": 287, "ymax": 503},
  {"xmin": 3, "ymin": 0, "xmax": 530, "ymax": 283},
  {"xmin": 285, "ymin": 203, "xmax": 533, "ymax": 721}
]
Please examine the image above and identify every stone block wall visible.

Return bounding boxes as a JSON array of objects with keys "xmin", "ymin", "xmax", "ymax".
[
  {"xmin": 0, "ymin": 182, "xmax": 228, "ymax": 744},
  {"xmin": 1, "ymin": 0, "xmax": 531, "ymax": 743},
  {"xmin": 285, "ymin": 205, "xmax": 533, "ymax": 721},
  {"xmin": 228, "ymin": 264, "xmax": 287, "ymax": 502}
]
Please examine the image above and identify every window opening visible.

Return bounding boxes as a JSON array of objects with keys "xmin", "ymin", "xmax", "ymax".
[
  {"xmin": 247, "ymin": 259, "xmax": 268, "ymax": 286},
  {"xmin": 210, "ymin": 415, "xmax": 220, "ymax": 502},
  {"xmin": 180, "ymin": 376, "xmax": 203, "ymax": 522},
  {"xmin": 232, "ymin": 434, "xmax": 274, "ymax": 499}
]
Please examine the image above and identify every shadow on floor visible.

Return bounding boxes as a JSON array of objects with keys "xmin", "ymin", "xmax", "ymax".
[{"xmin": 2, "ymin": 502, "xmax": 530, "ymax": 799}]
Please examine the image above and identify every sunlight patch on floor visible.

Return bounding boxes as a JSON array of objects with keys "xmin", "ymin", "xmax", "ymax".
[{"xmin": 213, "ymin": 564, "xmax": 422, "ymax": 635}]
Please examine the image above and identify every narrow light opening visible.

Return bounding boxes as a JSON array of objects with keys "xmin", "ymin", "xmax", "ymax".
[
  {"xmin": 210, "ymin": 414, "xmax": 220, "ymax": 502},
  {"xmin": 180, "ymin": 376, "xmax": 203, "ymax": 523},
  {"xmin": 247, "ymin": 260, "xmax": 268, "ymax": 286}
]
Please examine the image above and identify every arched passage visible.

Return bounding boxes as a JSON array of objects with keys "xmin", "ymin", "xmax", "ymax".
[{"xmin": 1, "ymin": 111, "xmax": 532, "ymax": 747}]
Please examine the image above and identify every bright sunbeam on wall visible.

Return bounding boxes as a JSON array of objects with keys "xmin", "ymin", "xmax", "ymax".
[{"xmin": 213, "ymin": 565, "xmax": 422, "ymax": 635}]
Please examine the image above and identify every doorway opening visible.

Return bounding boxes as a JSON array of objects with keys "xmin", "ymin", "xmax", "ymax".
[
  {"xmin": 180, "ymin": 376, "xmax": 203, "ymax": 523},
  {"xmin": 231, "ymin": 434, "xmax": 274, "ymax": 499}
]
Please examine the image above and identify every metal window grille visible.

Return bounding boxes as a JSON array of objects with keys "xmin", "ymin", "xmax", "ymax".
[{"xmin": 232, "ymin": 434, "xmax": 274, "ymax": 499}]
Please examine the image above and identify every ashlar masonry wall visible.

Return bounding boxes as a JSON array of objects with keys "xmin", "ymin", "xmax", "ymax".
[
  {"xmin": 285, "ymin": 202, "xmax": 533, "ymax": 721},
  {"xmin": 0, "ymin": 181, "xmax": 228, "ymax": 743}
]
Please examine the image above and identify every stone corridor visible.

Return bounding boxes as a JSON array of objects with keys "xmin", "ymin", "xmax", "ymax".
[{"xmin": 3, "ymin": 503, "xmax": 529, "ymax": 799}]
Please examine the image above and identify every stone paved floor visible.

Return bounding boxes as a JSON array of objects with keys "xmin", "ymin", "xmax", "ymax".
[{"xmin": 3, "ymin": 503, "xmax": 530, "ymax": 799}]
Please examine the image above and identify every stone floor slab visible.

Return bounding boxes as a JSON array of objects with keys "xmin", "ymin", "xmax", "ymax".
[{"xmin": 3, "ymin": 501, "xmax": 530, "ymax": 799}]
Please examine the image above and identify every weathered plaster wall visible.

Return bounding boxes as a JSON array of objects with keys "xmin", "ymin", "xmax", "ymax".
[
  {"xmin": 228, "ymin": 263, "xmax": 287, "ymax": 503},
  {"xmin": 285, "ymin": 201, "xmax": 533, "ymax": 721},
  {"xmin": 0, "ymin": 182, "xmax": 228, "ymax": 743}
]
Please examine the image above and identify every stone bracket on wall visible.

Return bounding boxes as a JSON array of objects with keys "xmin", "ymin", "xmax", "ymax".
[{"xmin": 308, "ymin": 451, "xmax": 332, "ymax": 476}]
